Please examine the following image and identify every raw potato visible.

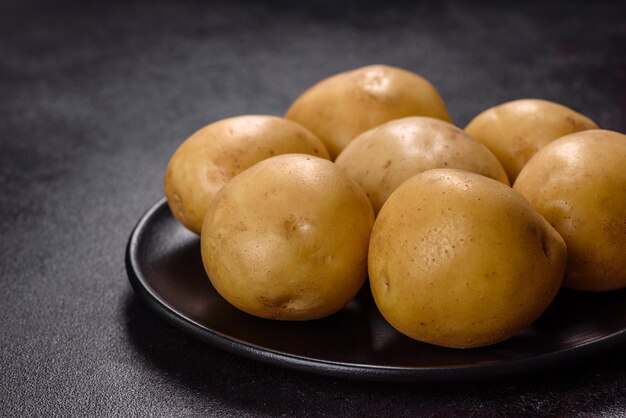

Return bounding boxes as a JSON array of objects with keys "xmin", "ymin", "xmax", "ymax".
[
  {"xmin": 285, "ymin": 64, "xmax": 452, "ymax": 159},
  {"xmin": 164, "ymin": 115, "xmax": 329, "ymax": 234},
  {"xmin": 335, "ymin": 116, "xmax": 510, "ymax": 214},
  {"xmin": 369, "ymin": 169, "xmax": 567, "ymax": 349},
  {"xmin": 201, "ymin": 154, "xmax": 374, "ymax": 320},
  {"xmin": 513, "ymin": 130, "xmax": 626, "ymax": 291},
  {"xmin": 465, "ymin": 99, "xmax": 598, "ymax": 182}
]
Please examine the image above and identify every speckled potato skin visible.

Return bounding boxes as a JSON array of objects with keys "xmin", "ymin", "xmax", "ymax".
[
  {"xmin": 164, "ymin": 115, "xmax": 329, "ymax": 234},
  {"xmin": 285, "ymin": 65, "xmax": 452, "ymax": 159},
  {"xmin": 369, "ymin": 169, "xmax": 566, "ymax": 349},
  {"xmin": 201, "ymin": 154, "xmax": 375, "ymax": 320},
  {"xmin": 465, "ymin": 99, "xmax": 598, "ymax": 182},
  {"xmin": 335, "ymin": 116, "xmax": 509, "ymax": 214},
  {"xmin": 513, "ymin": 130, "xmax": 626, "ymax": 291}
]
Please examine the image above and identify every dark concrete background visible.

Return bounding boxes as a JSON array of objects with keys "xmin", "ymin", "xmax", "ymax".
[{"xmin": 1, "ymin": 0, "xmax": 625, "ymax": 416}]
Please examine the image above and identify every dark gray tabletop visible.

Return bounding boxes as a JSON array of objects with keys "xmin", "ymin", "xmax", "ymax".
[{"xmin": 2, "ymin": 1, "xmax": 625, "ymax": 416}]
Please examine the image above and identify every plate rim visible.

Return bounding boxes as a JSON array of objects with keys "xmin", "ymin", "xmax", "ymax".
[{"xmin": 125, "ymin": 198, "xmax": 626, "ymax": 382}]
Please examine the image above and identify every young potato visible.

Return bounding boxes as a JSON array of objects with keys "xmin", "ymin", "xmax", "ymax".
[
  {"xmin": 201, "ymin": 154, "xmax": 374, "ymax": 321},
  {"xmin": 335, "ymin": 116, "xmax": 509, "ymax": 214},
  {"xmin": 164, "ymin": 115, "xmax": 329, "ymax": 234},
  {"xmin": 513, "ymin": 130, "xmax": 626, "ymax": 291},
  {"xmin": 369, "ymin": 169, "xmax": 566, "ymax": 349},
  {"xmin": 285, "ymin": 64, "xmax": 452, "ymax": 159},
  {"xmin": 465, "ymin": 99, "xmax": 598, "ymax": 182}
]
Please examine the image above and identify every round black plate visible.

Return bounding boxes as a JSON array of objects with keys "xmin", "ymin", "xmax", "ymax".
[{"xmin": 126, "ymin": 198, "xmax": 626, "ymax": 382}]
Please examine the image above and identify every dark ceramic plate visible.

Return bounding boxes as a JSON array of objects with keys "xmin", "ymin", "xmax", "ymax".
[{"xmin": 126, "ymin": 198, "xmax": 626, "ymax": 382}]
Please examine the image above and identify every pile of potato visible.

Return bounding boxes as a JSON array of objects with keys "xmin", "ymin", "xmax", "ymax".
[{"xmin": 164, "ymin": 65, "xmax": 626, "ymax": 349}]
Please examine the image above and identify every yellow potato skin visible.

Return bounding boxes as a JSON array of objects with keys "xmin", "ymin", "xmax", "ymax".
[
  {"xmin": 369, "ymin": 169, "xmax": 566, "ymax": 349},
  {"xmin": 285, "ymin": 65, "xmax": 452, "ymax": 159},
  {"xmin": 335, "ymin": 116, "xmax": 509, "ymax": 214},
  {"xmin": 164, "ymin": 115, "xmax": 329, "ymax": 234},
  {"xmin": 513, "ymin": 130, "xmax": 626, "ymax": 291},
  {"xmin": 465, "ymin": 99, "xmax": 598, "ymax": 182},
  {"xmin": 201, "ymin": 154, "xmax": 374, "ymax": 320}
]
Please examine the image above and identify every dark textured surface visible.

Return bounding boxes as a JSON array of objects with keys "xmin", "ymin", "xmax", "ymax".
[{"xmin": 1, "ymin": 0, "xmax": 625, "ymax": 416}]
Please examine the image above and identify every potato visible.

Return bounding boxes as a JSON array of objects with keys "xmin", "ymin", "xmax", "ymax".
[
  {"xmin": 285, "ymin": 65, "xmax": 452, "ymax": 159},
  {"xmin": 164, "ymin": 115, "xmax": 329, "ymax": 234},
  {"xmin": 513, "ymin": 130, "xmax": 626, "ymax": 291},
  {"xmin": 201, "ymin": 154, "xmax": 374, "ymax": 320},
  {"xmin": 335, "ymin": 116, "xmax": 509, "ymax": 214},
  {"xmin": 465, "ymin": 99, "xmax": 598, "ymax": 182},
  {"xmin": 369, "ymin": 169, "xmax": 566, "ymax": 348}
]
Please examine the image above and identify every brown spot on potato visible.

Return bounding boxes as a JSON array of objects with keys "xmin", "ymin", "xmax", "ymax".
[
  {"xmin": 281, "ymin": 215, "xmax": 312, "ymax": 238},
  {"xmin": 258, "ymin": 295, "xmax": 293, "ymax": 309},
  {"xmin": 383, "ymin": 276, "xmax": 390, "ymax": 293},
  {"xmin": 233, "ymin": 222, "xmax": 248, "ymax": 232},
  {"xmin": 565, "ymin": 115, "xmax": 585, "ymax": 130}
]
